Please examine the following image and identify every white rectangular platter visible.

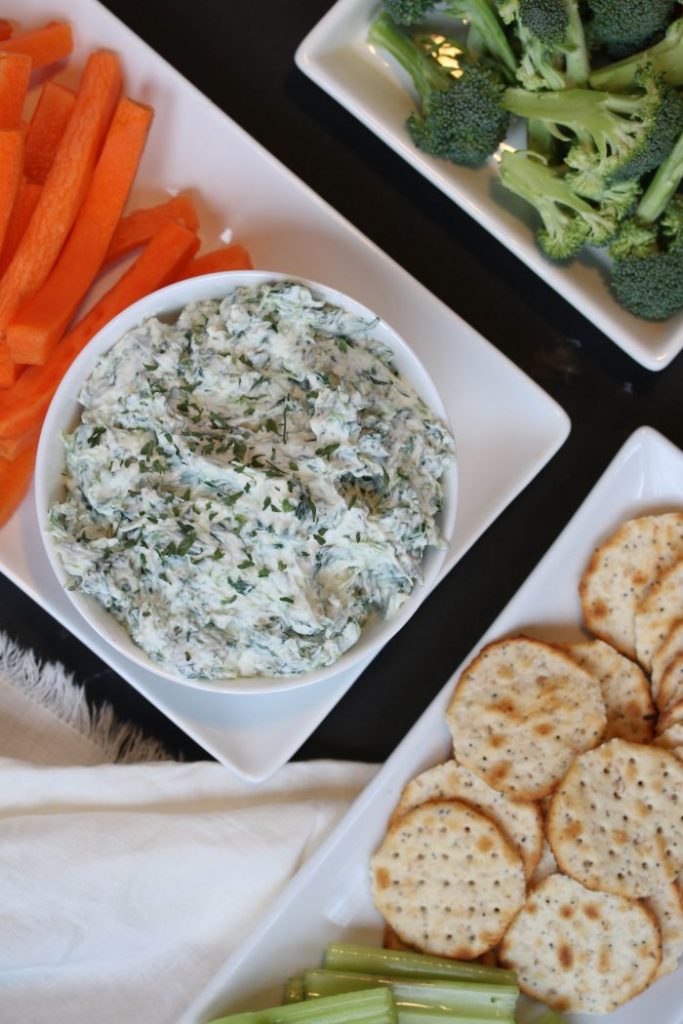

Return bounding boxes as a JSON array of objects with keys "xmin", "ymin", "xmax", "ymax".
[
  {"xmin": 185, "ymin": 426, "xmax": 683, "ymax": 1024},
  {"xmin": 296, "ymin": 0, "xmax": 683, "ymax": 372},
  {"xmin": 0, "ymin": 0, "xmax": 568, "ymax": 782}
]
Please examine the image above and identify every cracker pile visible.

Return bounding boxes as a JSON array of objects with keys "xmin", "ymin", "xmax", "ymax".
[{"xmin": 370, "ymin": 511, "xmax": 683, "ymax": 1015}]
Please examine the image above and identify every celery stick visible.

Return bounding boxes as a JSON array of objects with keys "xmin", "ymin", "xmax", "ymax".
[
  {"xmin": 401, "ymin": 1009, "xmax": 513, "ymax": 1024},
  {"xmin": 536, "ymin": 1014, "xmax": 567, "ymax": 1024},
  {"xmin": 324, "ymin": 944, "xmax": 516, "ymax": 987},
  {"xmin": 208, "ymin": 987, "xmax": 397, "ymax": 1024},
  {"xmin": 303, "ymin": 969, "xmax": 516, "ymax": 1021},
  {"xmin": 282, "ymin": 977, "xmax": 304, "ymax": 1003}
]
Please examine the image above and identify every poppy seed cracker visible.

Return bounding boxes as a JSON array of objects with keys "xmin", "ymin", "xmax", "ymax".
[
  {"xmin": 564, "ymin": 638, "xmax": 655, "ymax": 743},
  {"xmin": 371, "ymin": 799, "xmax": 525, "ymax": 959},
  {"xmin": 635, "ymin": 558, "xmax": 683, "ymax": 674},
  {"xmin": 390, "ymin": 760, "xmax": 543, "ymax": 880},
  {"xmin": 579, "ymin": 513, "xmax": 683, "ymax": 660},
  {"xmin": 446, "ymin": 637, "xmax": 606, "ymax": 800},
  {"xmin": 499, "ymin": 873, "xmax": 661, "ymax": 1013},
  {"xmin": 547, "ymin": 738, "xmax": 683, "ymax": 899}
]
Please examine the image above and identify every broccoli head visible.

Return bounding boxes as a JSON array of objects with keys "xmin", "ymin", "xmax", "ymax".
[
  {"xmin": 584, "ymin": 0, "xmax": 678, "ymax": 60},
  {"xmin": 497, "ymin": 0, "xmax": 589, "ymax": 89},
  {"xmin": 498, "ymin": 149, "xmax": 626, "ymax": 259},
  {"xmin": 383, "ymin": 0, "xmax": 517, "ymax": 78},
  {"xmin": 383, "ymin": 0, "xmax": 433, "ymax": 25},
  {"xmin": 368, "ymin": 12, "xmax": 510, "ymax": 167},
  {"xmin": 610, "ymin": 198, "xmax": 683, "ymax": 319},
  {"xmin": 590, "ymin": 17, "xmax": 683, "ymax": 93},
  {"xmin": 503, "ymin": 66, "xmax": 683, "ymax": 187}
]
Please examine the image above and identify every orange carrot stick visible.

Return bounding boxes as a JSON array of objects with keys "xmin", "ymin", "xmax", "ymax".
[
  {"xmin": 8, "ymin": 97, "xmax": 154, "ymax": 366},
  {"xmin": 0, "ymin": 221, "xmax": 199, "ymax": 437},
  {"xmin": 104, "ymin": 193, "xmax": 199, "ymax": 264},
  {"xmin": 0, "ymin": 341, "xmax": 20, "ymax": 386},
  {"xmin": 0, "ymin": 130, "xmax": 24, "ymax": 252},
  {"xmin": 174, "ymin": 243, "xmax": 253, "ymax": 281},
  {"xmin": 1, "ymin": 22, "xmax": 73, "ymax": 69},
  {"xmin": 24, "ymin": 80, "xmax": 75, "ymax": 184},
  {"xmin": 0, "ymin": 19, "xmax": 13, "ymax": 41},
  {"xmin": 0, "ymin": 425, "xmax": 39, "ymax": 460},
  {"xmin": 0, "ymin": 49, "xmax": 122, "ymax": 375},
  {"xmin": 0, "ymin": 441, "xmax": 36, "ymax": 527},
  {"xmin": 0, "ymin": 52, "xmax": 31, "ymax": 130},
  {"xmin": 0, "ymin": 179, "xmax": 40, "ymax": 276}
]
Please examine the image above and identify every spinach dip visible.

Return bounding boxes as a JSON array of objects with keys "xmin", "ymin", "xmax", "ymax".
[{"xmin": 49, "ymin": 281, "xmax": 454, "ymax": 680}]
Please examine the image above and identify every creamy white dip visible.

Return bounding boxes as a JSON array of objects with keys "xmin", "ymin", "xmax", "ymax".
[{"xmin": 49, "ymin": 281, "xmax": 454, "ymax": 680}]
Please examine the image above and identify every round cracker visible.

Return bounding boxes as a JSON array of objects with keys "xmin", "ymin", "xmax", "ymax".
[
  {"xmin": 391, "ymin": 760, "xmax": 543, "ymax": 880},
  {"xmin": 564, "ymin": 638, "xmax": 655, "ymax": 743},
  {"xmin": 548, "ymin": 738, "xmax": 683, "ymax": 899},
  {"xmin": 659, "ymin": 652, "xmax": 683, "ymax": 716},
  {"xmin": 644, "ymin": 881, "xmax": 683, "ymax": 980},
  {"xmin": 371, "ymin": 799, "xmax": 525, "ymax": 959},
  {"xmin": 446, "ymin": 636, "xmax": 606, "ymax": 800},
  {"xmin": 635, "ymin": 557, "xmax": 683, "ymax": 674},
  {"xmin": 498, "ymin": 873, "xmax": 661, "ymax": 1013},
  {"xmin": 652, "ymin": 619, "xmax": 683, "ymax": 703},
  {"xmin": 579, "ymin": 512, "xmax": 683, "ymax": 660}
]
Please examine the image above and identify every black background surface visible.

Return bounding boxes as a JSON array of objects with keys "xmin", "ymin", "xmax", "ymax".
[{"xmin": 1, "ymin": 0, "xmax": 682, "ymax": 764}]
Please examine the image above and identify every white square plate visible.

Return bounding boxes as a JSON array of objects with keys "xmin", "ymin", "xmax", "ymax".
[
  {"xmin": 295, "ymin": 0, "xmax": 683, "ymax": 372},
  {"xmin": 185, "ymin": 426, "xmax": 683, "ymax": 1023},
  {"xmin": 0, "ymin": 0, "xmax": 568, "ymax": 781}
]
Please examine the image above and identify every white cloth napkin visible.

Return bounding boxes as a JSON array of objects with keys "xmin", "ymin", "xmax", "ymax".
[{"xmin": 0, "ymin": 635, "xmax": 378, "ymax": 1024}]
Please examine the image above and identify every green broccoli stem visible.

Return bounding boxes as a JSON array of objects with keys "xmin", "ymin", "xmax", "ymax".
[
  {"xmin": 589, "ymin": 17, "xmax": 683, "ymax": 92},
  {"xmin": 445, "ymin": 0, "xmax": 518, "ymax": 76},
  {"xmin": 636, "ymin": 130, "xmax": 683, "ymax": 223},
  {"xmin": 526, "ymin": 117, "xmax": 561, "ymax": 161},
  {"xmin": 502, "ymin": 85, "xmax": 642, "ymax": 153},
  {"xmin": 564, "ymin": 0, "xmax": 590, "ymax": 86},
  {"xmin": 368, "ymin": 12, "xmax": 449, "ymax": 106}
]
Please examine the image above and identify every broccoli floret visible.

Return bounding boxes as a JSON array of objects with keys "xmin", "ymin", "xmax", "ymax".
[
  {"xmin": 498, "ymin": 149, "xmax": 626, "ymax": 259},
  {"xmin": 610, "ymin": 130, "xmax": 683, "ymax": 319},
  {"xmin": 384, "ymin": 0, "xmax": 518, "ymax": 78},
  {"xmin": 609, "ymin": 130, "xmax": 683, "ymax": 319},
  {"xmin": 368, "ymin": 12, "xmax": 510, "ymax": 167},
  {"xmin": 584, "ymin": 0, "xmax": 678, "ymax": 60},
  {"xmin": 610, "ymin": 199, "xmax": 683, "ymax": 319},
  {"xmin": 497, "ymin": 0, "xmax": 589, "ymax": 89},
  {"xmin": 590, "ymin": 17, "xmax": 683, "ymax": 93},
  {"xmin": 384, "ymin": 0, "xmax": 432, "ymax": 23},
  {"xmin": 503, "ymin": 66, "xmax": 683, "ymax": 186}
]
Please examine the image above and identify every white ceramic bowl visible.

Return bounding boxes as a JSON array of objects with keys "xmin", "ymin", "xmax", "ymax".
[{"xmin": 36, "ymin": 270, "xmax": 458, "ymax": 694}]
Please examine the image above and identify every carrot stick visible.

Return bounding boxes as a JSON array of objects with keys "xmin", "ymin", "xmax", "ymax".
[
  {"xmin": 8, "ymin": 97, "xmax": 154, "ymax": 366},
  {"xmin": 24, "ymin": 80, "xmax": 75, "ymax": 184},
  {"xmin": 0, "ymin": 341, "xmax": 20, "ymax": 386},
  {"xmin": 0, "ymin": 49, "xmax": 122, "ymax": 375},
  {"xmin": 0, "ymin": 52, "xmax": 31, "ymax": 130},
  {"xmin": 0, "ymin": 20, "xmax": 13, "ymax": 42},
  {"xmin": 0, "ymin": 130, "xmax": 24, "ymax": 252},
  {"xmin": 104, "ymin": 193, "xmax": 199, "ymax": 264},
  {"xmin": 1, "ymin": 22, "xmax": 73, "ymax": 69},
  {"xmin": 174, "ymin": 243, "xmax": 252, "ymax": 280},
  {"xmin": 0, "ymin": 179, "xmax": 40, "ymax": 276},
  {"xmin": 0, "ymin": 441, "xmax": 36, "ymax": 527},
  {"xmin": 0, "ymin": 425, "xmax": 39, "ymax": 461},
  {"xmin": 0, "ymin": 221, "xmax": 199, "ymax": 437}
]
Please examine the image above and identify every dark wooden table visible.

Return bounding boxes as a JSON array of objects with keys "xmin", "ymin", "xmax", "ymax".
[{"xmin": 1, "ymin": 0, "xmax": 682, "ymax": 764}]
